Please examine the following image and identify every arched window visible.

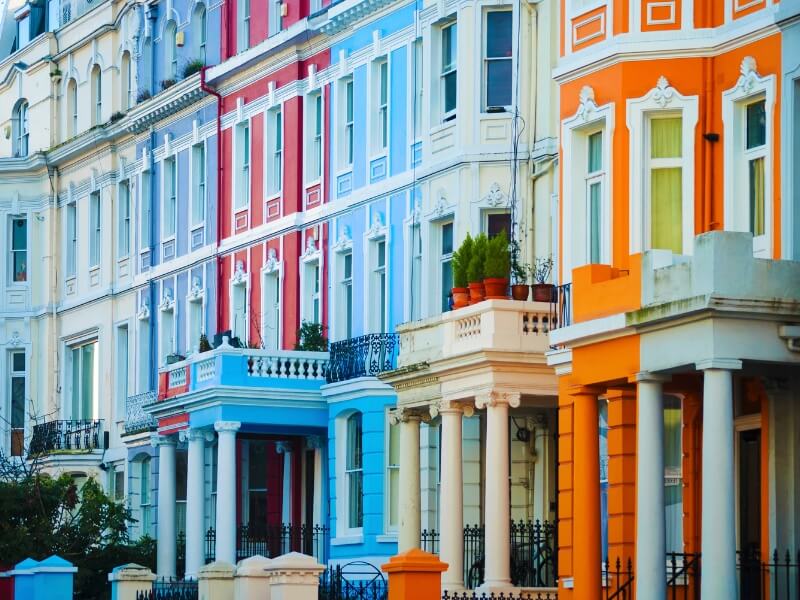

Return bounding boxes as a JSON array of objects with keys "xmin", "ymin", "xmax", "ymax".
[
  {"xmin": 12, "ymin": 100, "xmax": 29, "ymax": 157},
  {"xmin": 193, "ymin": 5, "xmax": 207, "ymax": 64},
  {"xmin": 66, "ymin": 79, "xmax": 78, "ymax": 137},
  {"xmin": 345, "ymin": 412, "xmax": 363, "ymax": 529},
  {"xmin": 121, "ymin": 51, "xmax": 132, "ymax": 110},
  {"xmin": 164, "ymin": 21, "xmax": 177, "ymax": 80},
  {"xmin": 91, "ymin": 65, "xmax": 102, "ymax": 125}
]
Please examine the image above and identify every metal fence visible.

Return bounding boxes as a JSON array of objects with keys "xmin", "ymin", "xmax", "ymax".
[
  {"xmin": 319, "ymin": 562, "xmax": 388, "ymax": 600},
  {"xmin": 443, "ymin": 592, "xmax": 558, "ymax": 600},
  {"xmin": 28, "ymin": 419, "xmax": 105, "ymax": 455},
  {"xmin": 665, "ymin": 552, "xmax": 700, "ymax": 600},
  {"xmin": 603, "ymin": 558, "xmax": 634, "ymax": 600},
  {"xmin": 326, "ymin": 334, "xmax": 400, "ymax": 383},
  {"xmin": 204, "ymin": 523, "xmax": 328, "ymax": 563},
  {"xmin": 549, "ymin": 283, "xmax": 571, "ymax": 333},
  {"xmin": 421, "ymin": 529, "xmax": 440, "ymax": 555},
  {"xmin": 136, "ymin": 578, "xmax": 198, "ymax": 600},
  {"xmin": 738, "ymin": 548, "xmax": 800, "ymax": 600}
]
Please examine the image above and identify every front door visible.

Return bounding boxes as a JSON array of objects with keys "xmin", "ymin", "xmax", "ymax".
[{"xmin": 738, "ymin": 428, "xmax": 762, "ymax": 599}]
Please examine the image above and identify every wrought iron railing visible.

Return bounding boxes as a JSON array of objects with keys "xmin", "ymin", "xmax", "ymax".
[
  {"xmin": 137, "ymin": 578, "xmax": 198, "ymax": 600},
  {"xmin": 603, "ymin": 558, "xmax": 634, "ymax": 600},
  {"xmin": 319, "ymin": 563, "xmax": 388, "ymax": 600},
  {"xmin": 176, "ymin": 532, "xmax": 186, "ymax": 581},
  {"xmin": 204, "ymin": 523, "xmax": 328, "ymax": 563},
  {"xmin": 421, "ymin": 529, "xmax": 440, "ymax": 554},
  {"xmin": 666, "ymin": 552, "xmax": 700, "ymax": 600},
  {"xmin": 326, "ymin": 333, "xmax": 400, "ymax": 383},
  {"xmin": 443, "ymin": 591, "xmax": 558, "ymax": 600},
  {"xmin": 28, "ymin": 420, "xmax": 105, "ymax": 456},
  {"xmin": 549, "ymin": 282, "xmax": 571, "ymax": 332},
  {"xmin": 738, "ymin": 548, "xmax": 800, "ymax": 600},
  {"xmin": 125, "ymin": 391, "xmax": 158, "ymax": 435}
]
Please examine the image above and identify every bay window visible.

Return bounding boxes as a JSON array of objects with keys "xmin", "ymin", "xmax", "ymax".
[
  {"xmin": 484, "ymin": 10, "xmax": 513, "ymax": 110},
  {"xmin": 440, "ymin": 21, "xmax": 457, "ymax": 121},
  {"xmin": 745, "ymin": 99, "xmax": 766, "ymax": 238},
  {"xmin": 140, "ymin": 457, "xmax": 152, "ymax": 537},
  {"xmin": 10, "ymin": 217, "xmax": 27, "ymax": 283}
]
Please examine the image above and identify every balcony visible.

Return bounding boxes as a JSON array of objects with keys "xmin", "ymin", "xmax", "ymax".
[
  {"xmin": 56, "ymin": 0, "xmax": 108, "ymax": 29},
  {"xmin": 326, "ymin": 333, "xmax": 399, "ymax": 383},
  {"xmin": 28, "ymin": 420, "xmax": 106, "ymax": 457},
  {"xmin": 124, "ymin": 391, "xmax": 158, "ymax": 435}
]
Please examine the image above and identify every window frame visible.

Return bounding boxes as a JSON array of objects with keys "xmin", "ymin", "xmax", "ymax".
[
  {"xmin": 439, "ymin": 221, "xmax": 454, "ymax": 313},
  {"xmin": 9, "ymin": 350, "xmax": 26, "ymax": 457},
  {"xmin": 373, "ymin": 58, "xmax": 389, "ymax": 152},
  {"xmin": 91, "ymin": 65, "xmax": 102, "ymax": 126},
  {"xmin": 118, "ymin": 180, "xmax": 131, "ymax": 258},
  {"xmin": 339, "ymin": 78, "xmax": 355, "ymax": 169},
  {"xmin": 12, "ymin": 100, "xmax": 29, "ymax": 157},
  {"xmin": 165, "ymin": 20, "xmax": 178, "ymax": 81},
  {"xmin": 191, "ymin": 142, "xmax": 207, "ymax": 229},
  {"xmin": 585, "ymin": 129, "xmax": 605, "ymax": 264},
  {"xmin": 261, "ymin": 263, "xmax": 282, "ymax": 350},
  {"xmin": 439, "ymin": 20, "xmax": 458, "ymax": 122},
  {"xmin": 68, "ymin": 79, "xmax": 78, "ymax": 137},
  {"xmin": 267, "ymin": 107, "xmax": 283, "ymax": 196},
  {"xmin": 482, "ymin": 8, "xmax": 514, "ymax": 111},
  {"xmin": 89, "ymin": 191, "xmax": 102, "ymax": 268},
  {"xmin": 234, "ymin": 120, "xmax": 252, "ymax": 211},
  {"xmin": 162, "ymin": 156, "xmax": 178, "ymax": 243},
  {"xmin": 644, "ymin": 112, "xmax": 684, "ymax": 255},
  {"xmin": 9, "ymin": 216, "xmax": 28, "ymax": 284},
  {"xmin": 305, "ymin": 92, "xmax": 323, "ymax": 183},
  {"xmin": 344, "ymin": 412, "xmax": 364, "ymax": 530},
  {"xmin": 385, "ymin": 412, "xmax": 400, "ymax": 533},
  {"xmin": 68, "ymin": 338, "xmax": 99, "ymax": 420},
  {"xmin": 66, "ymin": 202, "xmax": 77, "ymax": 278},
  {"xmin": 238, "ymin": 0, "xmax": 250, "ymax": 52}
]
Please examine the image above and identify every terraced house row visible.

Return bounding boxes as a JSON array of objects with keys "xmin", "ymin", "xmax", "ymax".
[{"xmin": 0, "ymin": 0, "xmax": 799, "ymax": 597}]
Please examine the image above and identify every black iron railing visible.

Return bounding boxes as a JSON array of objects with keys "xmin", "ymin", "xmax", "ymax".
[
  {"xmin": 666, "ymin": 552, "xmax": 700, "ymax": 600},
  {"xmin": 125, "ymin": 391, "xmax": 158, "ymax": 435},
  {"xmin": 603, "ymin": 558, "xmax": 634, "ymax": 600},
  {"xmin": 738, "ymin": 548, "xmax": 800, "ymax": 600},
  {"xmin": 136, "ymin": 578, "xmax": 198, "ymax": 600},
  {"xmin": 204, "ymin": 523, "xmax": 328, "ymax": 563},
  {"xmin": 319, "ymin": 563, "xmax": 388, "ymax": 600},
  {"xmin": 176, "ymin": 532, "xmax": 186, "ymax": 581},
  {"xmin": 326, "ymin": 334, "xmax": 399, "ymax": 383},
  {"xmin": 549, "ymin": 282, "xmax": 571, "ymax": 332},
  {"xmin": 28, "ymin": 419, "xmax": 105, "ymax": 456},
  {"xmin": 427, "ymin": 520, "xmax": 557, "ymax": 589},
  {"xmin": 443, "ymin": 591, "xmax": 558, "ymax": 600}
]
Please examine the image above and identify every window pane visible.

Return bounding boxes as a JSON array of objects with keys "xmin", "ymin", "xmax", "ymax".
[
  {"xmin": 11, "ymin": 376, "xmax": 24, "ymax": 428},
  {"xmin": 388, "ymin": 467, "xmax": 399, "ymax": 527},
  {"xmin": 81, "ymin": 343, "xmax": 95, "ymax": 419},
  {"xmin": 347, "ymin": 414, "xmax": 362, "ymax": 469},
  {"xmin": 442, "ymin": 25, "xmax": 456, "ymax": 71},
  {"xmin": 441, "ymin": 222, "xmax": 453, "ymax": 255},
  {"xmin": 650, "ymin": 167, "xmax": 683, "ymax": 253},
  {"xmin": 12, "ymin": 218, "xmax": 26, "ymax": 250},
  {"xmin": 444, "ymin": 72, "xmax": 457, "ymax": 113},
  {"xmin": 377, "ymin": 241, "xmax": 386, "ymax": 267},
  {"xmin": 175, "ymin": 451, "xmax": 187, "ymax": 501},
  {"xmin": 388, "ymin": 423, "xmax": 400, "ymax": 465},
  {"xmin": 664, "ymin": 396, "xmax": 683, "ymax": 553},
  {"xmin": 13, "ymin": 249, "xmax": 27, "ymax": 282},
  {"xmin": 72, "ymin": 348, "xmax": 80, "ymax": 418},
  {"xmin": 746, "ymin": 100, "xmax": 766, "ymax": 150},
  {"xmin": 486, "ymin": 60, "xmax": 512, "ymax": 107},
  {"xmin": 344, "ymin": 253, "xmax": 352, "ymax": 278},
  {"xmin": 249, "ymin": 442, "xmax": 267, "ymax": 489},
  {"xmin": 749, "ymin": 157, "xmax": 765, "ymax": 236},
  {"xmin": 441, "ymin": 259, "xmax": 453, "ymax": 311},
  {"xmin": 380, "ymin": 62, "xmax": 388, "ymax": 104},
  {"xmin": 650, "ymin": 117, "xmax": 682, "ymax": 159},
  {"xmin": 589, "ymin": 181, "xmax": 602, "ymax": 263},
  {"xmin": 13, "ymin": 352, "xmax": 25, "ymax": 371},
  {"xmin": 487, "ymin": 212, "xmax": 511, "ymax": 238},
  {"xmin": 348, "ymin": 471, "xmax": 363, "ymax": 527},
  {"xmin": 587, "ymin": 131, "xmax": 603, "ymax": 173},
  {"xmin": 486, "ymin": 12, "xmax": 512, "ymax": 58}
]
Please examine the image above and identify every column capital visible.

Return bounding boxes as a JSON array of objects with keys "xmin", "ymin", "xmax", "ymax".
[
  {"xmin": 150, "ymin": 433, "xmax": 177, "ymax": 447},
  {"xmin": 429, "ymin": 398, "xmax": 474, "ymax": 419},
  {"xmin": 629, "ymin": 371, "xmax": 671, "ymax": 384},
  {"xmin": 305, "ymin": 435, "xmax": 323, "ymax": 450},
  {"xmin": 475, "ymin": 390, "xmax": 520, "ymax": 410},
  {"xmin": 695, "ymin": 358, "xmax": 742, "ymax": 371},
  {"xmin": 179, "ymin": 428, "xmax": 214, "ymax": 443},
  {"xmin": 275, "ymin": 441, "xmax": 293, "ymax": 454},
  {"xmin": 214, "ymin": 420, "xmax": 241, "ymax": 433},
  {"xmin": 389, "ymin": 406, "xmax": 425, "ymax": 425}
]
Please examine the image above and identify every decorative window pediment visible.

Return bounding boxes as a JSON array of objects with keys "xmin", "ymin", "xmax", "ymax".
[
  {"xmin": 231, "ymin": 260, "xmax": 249, "ymax": 286},
  {"xmin": 263, "ymin": 248, "xmax": 281, "ymax": 274},
  {"xmin": 158, "ymin": 290, "xmax": 175, "ymax": 312},
  {"xmin": 187, "ymin": 277, "xmax": 204, "ymax": 303}
]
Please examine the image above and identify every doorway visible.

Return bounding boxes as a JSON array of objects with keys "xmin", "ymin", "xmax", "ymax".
[{"xmin": 737, "ymin": 425, "xmax": 762, "ymax": 599}]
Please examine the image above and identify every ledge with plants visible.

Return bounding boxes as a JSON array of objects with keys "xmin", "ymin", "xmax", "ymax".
[{"xmin": 451, "ymin": 230, "xmax": 512, "ymax": 308}]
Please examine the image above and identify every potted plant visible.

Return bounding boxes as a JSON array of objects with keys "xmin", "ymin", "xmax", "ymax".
[
  {"xmin": 198, "ymin": 334, "xmax": 213, "ymax": 352},
  {"xmin": 467, "ymin": 234, "xmax": 488, "ymax": 304},
  {"xmin": 294, "ymin": 320, "xmax": 329, "ymax": 351},
  {"xmin": 483, "ymin": 231, "xmax": 510, "ymax": 299},
  {"xmin": 451, "ymin": 234, "xmax": 472, "ymax": 309},
  {"xmin": 509, "ymin": 238, "xmax": 529, "ymax": 301},
  {"xmin": 531, "ymin": 256, "xmax": 555, "ymax": 302}
]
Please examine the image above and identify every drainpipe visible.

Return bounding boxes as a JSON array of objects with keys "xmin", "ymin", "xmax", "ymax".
[
  {"xmin": 149, "ymin": 128, "xmax": 157, "ymax": 393},
  {"xmin": 200, "ymin": 66, "xmax": 223, "ymax": 336},
  {"xmin": 50, "ymin": 165, "xmax": 59, "ymax": 419}
]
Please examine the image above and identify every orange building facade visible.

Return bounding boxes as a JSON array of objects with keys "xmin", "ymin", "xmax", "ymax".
[{"xmin": 551, "ymin": 1, "xmax": 800, "ymax": 599}]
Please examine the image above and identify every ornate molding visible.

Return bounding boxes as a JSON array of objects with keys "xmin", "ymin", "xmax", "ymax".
[
  {"xmin": 734, "ymin": 56, "xmax": 761, "ymax": 95},
  {"xmin": 652, "ymin": 76, "xmax": 677, "ymax": 109},
  {"xmin": 429, "ymin": 398, "xmax": 475, "ymax": 419},
  {"xmin": 366, "ymin": 213, "xmax": 386, "ymax": 239},
  {"xmin": 179, "ymin": 429, "xmax": 214, "ymax": 443},
  {"xmin": 481, "ymin": 182, "xmax": 508, "ymax": 207},
  {"xmin": 158, "ymin": 289, "xmax": 174, "ymax": 312},
  {"xmin": 231, "ymin": 260, "xmax": 248, "ymax": 286},
  {"xmin": 305, "ymin": 435, "xmax": 323, "ymax": 450},
  {"xmin": 7, "ymin": 331, "xmax": 22, "ymax": 347},
  {"xmin": 301, "ymin": 236, "xmax": 319, "ymax": 261},
  {"xmin": 332, "ymin": 227, "xmax": 352, "ymax": 253},
  {"xmin": 275, "ymin": 441, "xmax": 294, "ymax": 454},
  {"xmin": 137, "ymin": 298, "xmax": 150, "ymax": 321},
  {"xmin": 576, "ymin": 85, "xmax": 599, "ymax": 122},
  {"xmin": 214, "ymin": 420, "xmax": 242, "ymax": 433},
  {"xmin": 150, "ymin": 433, "xmax": 177, "ymax": 447},
  {"xmin": 389, "ymin": 406, "xmax": 428, "ymax": 425},
  {"xmin": 431, "ymin": 190, "xmax": 451, "ymax": 219},
  {"xmin": 474, "ymin": 390, "xmax": 521, "ymax": 410},
  {"xmin": 187, "ymin": 277, "xmax": 204, "ymax": 303},
  {"xmin": 263, "ymin": 248, "xmax": 280, "ymax": 274}
]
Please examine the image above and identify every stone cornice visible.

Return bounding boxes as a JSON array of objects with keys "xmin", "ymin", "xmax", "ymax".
[{"xmin": 124, "ymin": 75, "xmax": 206, "ymax": 133}]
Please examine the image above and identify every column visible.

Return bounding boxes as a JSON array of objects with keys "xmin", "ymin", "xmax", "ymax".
[
  {"xmin": 397, "ymin": 410, "xmax": 422, "ymax": 552},
  {"xmin": 276, "ymin": 442, "xmax": 293, "ymax": 526},
  {"xmin": 633, "ymin": 373, "xmax": 668, "ymax": 600},
  {"xmin": 306, "ymin": 436, "xmax": 324, "ymax": 526},
  {"xmin": 437, "ymin": 401, "xmax": 464, "ymax": 590},
  {"xmin": 184, "ymin": 429, "xmax": 210, "ymax": 579},
  {"xmin": 154, "ymin": 434, "xmax": 177, "ymax": 577},
  {"xmin": 475, "ymin": 390, "xmax": 520, "ymax": 591},
  {"xmin": 698, "ymin": 360, "xmax": 740, "ymax": 599},
  {"xmin": 215, "ymin": 421, "xmax": 241, "ymax": 565},
  {"xmin": 570, "ymin": 385, "xmax": 601, "ymax": 600}
]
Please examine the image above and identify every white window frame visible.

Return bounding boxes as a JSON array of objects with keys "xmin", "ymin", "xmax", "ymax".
[
  {"xmin": 371, "ymin": 58, "xmax": 389, "ymax": 153},
  {"xmin": 722, "ymin": 58, "xmax": 776, "ymax": 258},
  {"xmin": 410, "ymin": 38, "xmax": 424, "ymax": 141},
  {"xmin": 385, "ymin": 410, "xmax": 400, "ymax": 533},
  {"xmin": 191, "ymin": 142, "xmax": 207, "ymax": 230},
  {"xmin": 9, "ymin": 216, "xmax": 28, "ymax": 284},
  {"xmin": 159, "ymin": 286, "xmax": 177, "ymax": 365},
  {"xmin": 68, "ymin": 79, "xmax": 78, "ymax": 137},
  {"xmin": 627, "ymin": 77, "xmax": 698, "ymax": 256},
  {"xmin": 165, "ymin": 21, "xmax": 178, "ymax": 80},
  {"xmin": 482, "ymin": 8, "xmax": 514, "ymax": 112},
  {"xmin": 266, "ymin": 107, "xmax": 283, "ymax": 197},
  {"xmin": 268, "ymin": 0, "xmax": 282, "ymax": 35},
  {"xmin": 115, "ymin": 323, "xmax": 129, "ymax": 418},
  {"xmin": 261, "ymin": 258, "xmax": 282, "ymax": 350},
  {"xmin": 66, "ymin": 202, "xmax": 77, "ymax": 278},
  {"xmin": 439, "ymin": 20, "xmax": 458, "ymax": 122},
  {"xmin": 186, "ymin": 276, "xmax": 205, "ymax": 354},
  {"xmin": 118, "ymin": 180, "xmax": 131, "ymax": 258},
  {"xmin": 89, "ymin": 191, "xmax": 101, "ymax": 268},
  {"xmin": 305, "ymin": 92, "xmax": 323, "ymax": 183},
  {"xmin": 365, "ymin": 217, "xmax": 389, "ymax": 333},
  {"xmin": 140, "ymin": 170, "xmax": 152, "ymax": 252},
  {"xmin": 68, "ymin": 338, "xmax": 99, "ymax": 420},
  {"xmin": 585, "ymin": 129, "xmax": 606, "ymax": 264},
  {"xmin": 229, "ymin": 267, "xmax": 249, "ymax": 346},
  {"xmin": 234, "ymin": 120, "xmax": 251, "ymax": 212},
  {"xmin": 139, "ymin": 456, "xmax": 153, "ymax": 538},
  {"xmin": 338, "ymin": 78, "xmax": 355, "ymax": 170},
  {"xmin": 334, "ymin": 411, "xmax": 364, "ymax": 538},
  {"xmin": 194, "ymin": 4, "xmax": 207, "ymax": 63},
  {"xmin": 331, "ymin": 232, "xmax": 354, "ymax": 341},
  {"xmin": 8, "ymin": 350, "xmax": 27, "ymax": 457},
  {"xmin": 238, "ymin": 0, "xmax": 250, "ymax": 51},
  {"xmin": 300, "ymin": 240, "xmax": 322, "ymax": 325},
  {"xmin": 12, "ymin": 100, "xmax": 29, "ymax": 157},
  {"xmin": 438, "ymin": 220, "xmax": 454, "ymax": 313},
  {"xmin": 162, "ymin": 156, "xmax": 178, "ymax": 243},
  {"xmin": 92, "ymin": 65, "xmax": 102, "ymax": 126}
]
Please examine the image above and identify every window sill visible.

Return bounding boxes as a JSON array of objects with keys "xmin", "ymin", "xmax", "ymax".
[
  {"xmin": 376, "ymin": 534, "xmax": 398, "ymax": 544},
  {"xmin": 480, "ymin": 109, "xmax": 512, "ymax": 119},
  {"xmin": 331, "ymin": 534, "xmax": 363, "ymax": 546},
  {"xmin": 431, "ymin": 119, "xmax": 457, "ymax": 136}
]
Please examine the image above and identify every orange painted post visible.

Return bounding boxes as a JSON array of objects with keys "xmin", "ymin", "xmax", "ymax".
[
  {"xmin": 605, "ymin": 388, "xmax": 636, "ymax": 567},
  {"xmin": 382, "ymin": 550, "xmax": 448, "ymax": 600},
  {"xmin": 571, "ymin": 385, "xmax": 602, "ymax": 600},
  {"xmin": 557, "ymin": 381, "xmax": 575, "ymax": 599}
]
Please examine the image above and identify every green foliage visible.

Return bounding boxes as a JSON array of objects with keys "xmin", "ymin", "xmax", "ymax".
[
  {"xmin": 0, "ymin": 469, "xmax": 153, "ymax": 600},
  {"xmin": 183, "ymin": 59, "xmax": 205, "ymax": 78},
  {"xmin": 467, "ymin": 233, "xmax": 488, "ymax": 283},
  {"xmin": 294, "ymin": 320, "xmax": 329, "ymax": 351},
  {"xmin": 451, "ymin": 234, "xmax": 472, "ymax": 288},
  {"xmin": 484, "ymin": 230, "xmax": 510, "ymax": 279},
  {"xmin": 198, "ymin": 334, "xmax": 212, "ymax": 352},
  {"xmin": 532, "ymin": 255, "xmax": 554, "ymax": 284}
]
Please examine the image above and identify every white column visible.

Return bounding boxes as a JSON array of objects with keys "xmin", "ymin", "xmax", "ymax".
[
  {"xmin": 307, "ymin": 436, "xmax": 324, "ymax": 526},
  {"xmin": 184, "ymin": 429, "xmax": 209, "ymax": 579},
  {"xmin": 154, "ymin": 434, "xmax": 177, "ymax": 577},
  {"xmin": 397, "ymin": 410, "xmax": 422, "ymax": 552},
  {"xmin": 698, "ymin": 360, "xmax": 740, "ymax": 599},
  {"xmin": 215, "ymin": 421, "xmax": 241, "ymax": 565},
  {"xmin": 476, "ymin": 390, "xmax": 520, "ymax": 591},
  {"xmin": 634, "ymin": 372, "xmax": 668, "ymax": 600},
  {"xmin": 438, "ymin": 402, "xmax": 465, "ymax": 590},
  {"xmin": 277, "ymin": 441, "xmax": 293, "ymax": 525}
]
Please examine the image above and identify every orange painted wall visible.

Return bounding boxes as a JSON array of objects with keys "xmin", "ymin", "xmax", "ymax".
[{"xmin": 571, "ymin": 257, "xmax": 642, "ymax": 323}]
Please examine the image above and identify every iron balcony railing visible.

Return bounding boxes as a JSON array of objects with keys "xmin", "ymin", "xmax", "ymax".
[
  {"xmin": 549, "ymin": 282, "xmax": 572, "ymax": 331},
  {"xmin": 443, "ymin": 591, "xmax": 557, "ymax": 600},
  {"xmin": 28, "ymin": 419, "xmax": 105, "ymax": 456},
  {"xmin": 738, "ymin": 548, "xmax": 800, "ymax": 600},
  {"xmin": 125, "ymin": 391, "xmax": 158, "ymax": 435},
  {"xmin": 603, "ymin": 558, "xmax": 634, "ymax": 600},
  {"xmin": 204, "ymin": 523, "xmax": 328, "ymax": 564},
  {"xmin": 326, "ymin": 333, "xmax": 400, "ymax": 383}
]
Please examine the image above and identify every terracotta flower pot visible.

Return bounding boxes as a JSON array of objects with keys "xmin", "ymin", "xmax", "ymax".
[
  {"xmin": 511, "ymin": 284, "xmax": 530, "ymax": 301},
  {"xmin": 468, "ymin": 282, "xmax": 486, "ymax": 305},
  {"xmin": 452, "ymin": 287, "xmax": 470, "ymax": 309},
  {"xmin": 532, "ymin": 283, "xmax": 555, "ymax": 302},
  {"xmin": 484, "ymin": 277, "xmax": 509, "ymax": 299}
]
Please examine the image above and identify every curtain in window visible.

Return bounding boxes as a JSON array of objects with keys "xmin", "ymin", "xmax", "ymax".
[
  {"xmin": 650, "ymin": 117, "xmax": 683, "ymax": 253},
  {"xmin": 664, "ymin": 396, "xmax": 683, "ymax": 553},
  {"xmin": 749, "ymin": 157, "xmax": 765, "ymax": 236}
]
